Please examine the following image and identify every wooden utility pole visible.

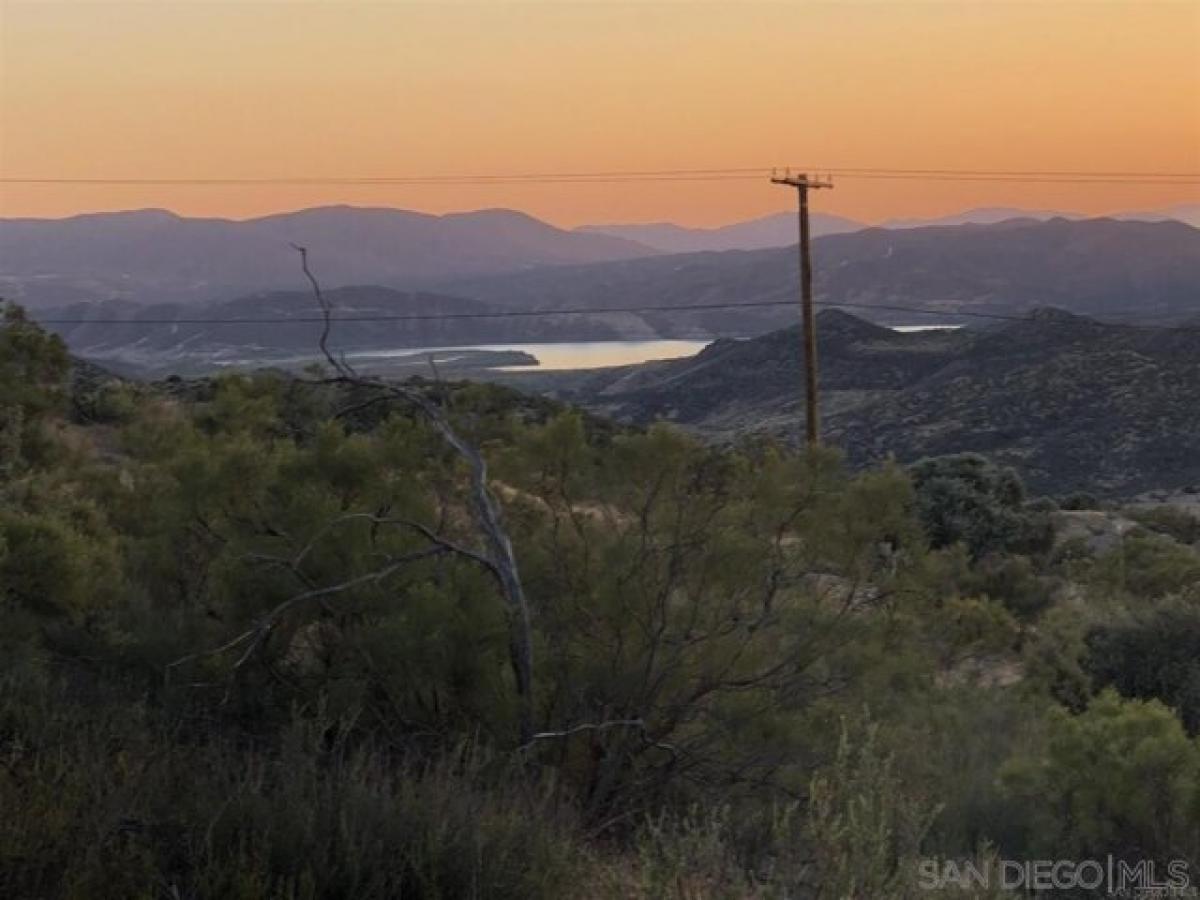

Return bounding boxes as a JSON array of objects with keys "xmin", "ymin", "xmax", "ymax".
[{"xmin": 771, "ymin": 171, "xmax": 833, "ymax": 446}]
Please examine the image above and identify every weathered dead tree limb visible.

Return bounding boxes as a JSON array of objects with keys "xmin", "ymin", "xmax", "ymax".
[
  {"xmin": 518, "ymin": 717, "xmax": 681, "ymax": 759},
  {"xmin": 518, "ymin": 718, "xmax": 645, "ymax": 753},
  {"xmin": 290, "ymin": 245, "xmax": 535, "ymax": 745}
]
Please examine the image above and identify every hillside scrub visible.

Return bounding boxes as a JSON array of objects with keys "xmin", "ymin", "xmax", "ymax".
[{"xmin": 1, "ymin": 306, "xmax": 1198, "ymax": 898}]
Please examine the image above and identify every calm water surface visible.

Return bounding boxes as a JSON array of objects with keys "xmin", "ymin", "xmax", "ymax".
[
  {"xmin": 360, "ymin": 340, "xmax": 712, "ymax": 371},
  {"xmin": 354, "ymin": 326, "xmax": 962, "ymax": 372}
]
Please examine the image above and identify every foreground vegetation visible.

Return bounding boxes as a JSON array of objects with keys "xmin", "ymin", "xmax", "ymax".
[{"xmin": 2, "ymin": 304, "xmax": 1199, "ymax": 898}]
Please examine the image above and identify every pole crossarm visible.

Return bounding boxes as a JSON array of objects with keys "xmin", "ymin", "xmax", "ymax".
[{"xmin": 770, "ymin": 173, "xmax": 834, "ymax": 190}]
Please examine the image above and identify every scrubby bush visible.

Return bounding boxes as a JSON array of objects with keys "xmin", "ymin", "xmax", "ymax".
[
  {"xmin": 1058, "ymin": 491, "xmax": 1101, "ymax": 511},
  {"xmin": 962, "ymin": 554, "xmax": 1059, "ymax": 621},
  {"xmin": 1088, "ymin": 531, "xmax": 1200, "ymax": 600},
  {"xmin": 909, "ymin": 454, "xmax": 1054, "ymax": 560},
  {"xmin": 1126, "ymin": 504, "xmax": 1200, "ymax": 546},
  {"xmin": 1000, "ymin": 690, "xmax": 1200, "ymax": 863},
  {"xmin": 0, "ymin": 303, "xmax": 69, "ymax": 474},
  {"xmin": 1084, "ymin": 596, "xmax": 1200, "ymax": 734}
]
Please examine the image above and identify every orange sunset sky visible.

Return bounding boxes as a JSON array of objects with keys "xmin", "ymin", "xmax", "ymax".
[{"xmin": 1, "ymin": 0, "xmax": 1197, "ymax": 227}]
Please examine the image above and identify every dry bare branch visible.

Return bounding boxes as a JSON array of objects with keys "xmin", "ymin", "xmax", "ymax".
[
  {"xmin": 518, "ymin": 717, "xmax": 680, "ymax": 760},
  {"xmin": 288, "ymin": 244, "xmax": 536, "ymax": 745}
]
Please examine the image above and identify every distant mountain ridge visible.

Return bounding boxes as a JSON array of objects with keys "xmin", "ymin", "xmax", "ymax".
[
  {"xmin": 577, "ymin": 210, "xmax": 863, "ymax": 252},
  {"xmin": 0, "ymin": 205, "xmax": 659, "ymax": 308},
  {"xmin": 6, "ymin": 203, "xmax": 1195, "ymax": 314},
  {"xmin": 882, "ymin": 202, "xmax": 1200, "ymax": 230},
  {"xmin": 580, "ymin": 203, "xmax": 1200, "ymax": 248},
  {"xmin": 881, "ymin": 207, "xmax": 1081, "ymax": 229},
  {"xmin": 445, "ymin": 217, "xmax": 1200, "ymax": 334},
  {"xmin": 30, "ymin": 216, "xmax": 1200, "ymax": 372}
]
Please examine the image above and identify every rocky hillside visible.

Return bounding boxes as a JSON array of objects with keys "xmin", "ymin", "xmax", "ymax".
[{"xmin": 551, "ymin": 309, "xmax": 1200, "ymax": 496}]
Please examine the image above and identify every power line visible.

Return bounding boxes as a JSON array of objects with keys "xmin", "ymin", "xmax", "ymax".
[
  {"xmin": 3, "ymin": 165, "xmax": 1197, "ymax": 187},
  {"xmin": 31, "ymin": 299, "xmax": 1200, "ymax": 333},
  {"xmin": 37, "ymin": 300, "xmax": 798, "ymax": 325},
  {"xmin": 4, "ymin": 176, "xmax": 1193, "ymax": 186},
  {"xmin": 801, "ymin": 166, "xmax": 1200, "ymax": 178},
  {"xmin": 2, "ymin": 174, "xmax": 763, "ymax": 186},
  {"xmin": 825, "ymin": 173, "xmax": 1198, "ymax": 186}
]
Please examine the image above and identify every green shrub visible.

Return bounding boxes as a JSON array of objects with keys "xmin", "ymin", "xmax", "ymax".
[
  {"xmin": 963, "ymin": 555, "xmax": 1058, "ymax": 621},
  {"xmin": 1084, "ymin": 596, "xmax": 1200, "ymax": 734},
  {"xmin": 1058, "ymin": 491, "xmax": 1101, "ymax": 511},
  {"xmin": 1000, "ymin": 690, "xmax": 1200, "ymax": 862},
  {"xmin": 1089, "ymin": 532, "xmax": 1200, "ymax": 599},
  {"xmin": 909, "ymin": 455, "xmax": 1053, "ymax": 560},
  {"xmin": 1126, "ymin": 504, "xmax": 1200, "ymax": 546}
]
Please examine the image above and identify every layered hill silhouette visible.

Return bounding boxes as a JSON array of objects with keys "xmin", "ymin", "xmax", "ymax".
[
  {"xmin": 43, "ymin": 286, "xmax": 630, "ymax": 374},
  {"xmin": 21, "ymin": 216, "xmax": 1200, "ymax": 382},
  {"xmin": 445, "ymin": 217, "xmax": 1200, "ymax": 333},
  {"xmin": 577, "ymin": 210, "xmax": 863, "ymax": 252},
  {"xmin": 553, "ymin": 309, "xmax": 1200, "ymax": 496},
  {"xmin": 880, "ymin": 202, "xmax": 1200, "ymax": 229},
  {"xmin": 579, "ymin": 203, "xmax": 1199, "ymax": 249},
  {"xmin": 8, "ymin": 210, "xmax": 1196, "ymax": 337},
  {"xmin": 0, "ymin": 206, "xmax": 658, "ymax": 308}
]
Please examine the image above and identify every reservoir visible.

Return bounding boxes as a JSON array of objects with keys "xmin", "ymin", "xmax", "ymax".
[{"xmin": 348, "ymin": 325, "xmax": 963, "ymax": 372}]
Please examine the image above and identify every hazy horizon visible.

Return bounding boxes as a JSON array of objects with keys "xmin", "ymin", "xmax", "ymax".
[
  {"xmin": 3, "ymin": 199, "xmax": 1198, "ymax": 231},
  {"xmin": 2, "ymin": 1, "xmax": 1196, "ymax": 226}
]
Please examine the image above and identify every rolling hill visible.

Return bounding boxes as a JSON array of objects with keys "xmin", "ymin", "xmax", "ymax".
[{"xmin": 551, "ymin": 308, "xmax": 1200, "ymax": 496}]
